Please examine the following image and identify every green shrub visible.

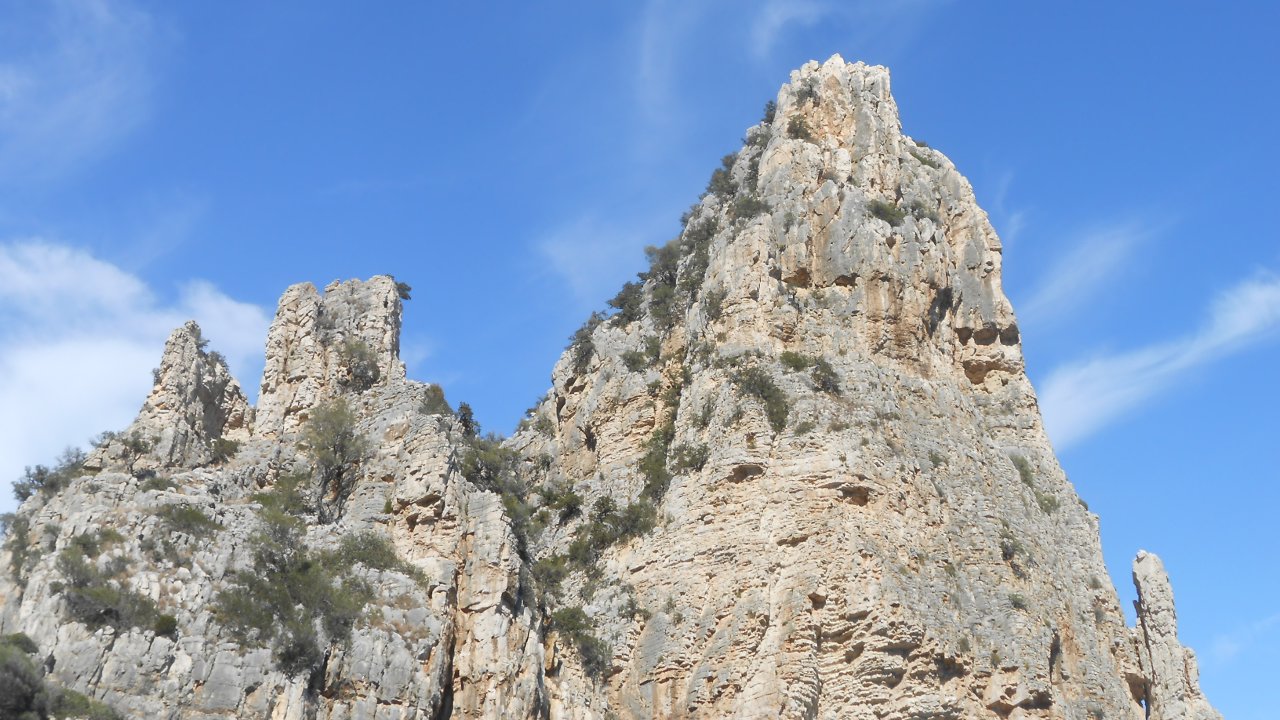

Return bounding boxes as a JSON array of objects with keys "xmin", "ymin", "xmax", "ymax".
[
  {"xmin": 0, "ymin": 633, "xmax": 37, "ymax": 655},
  {"xmin": 868, "ymin": 199, "xmax": 907, "ymax": 226},
  {"xmin": 215, "ymin": 509, "xmax": 398, "ymax": 676},
  {"xmin": 420, "ymin": 384, "xmax": 453, "ymax": 415},
  {"xmin": 704, "ymin": 287, "xmax": 727, "ymax": 322},
  {"xmin": 395, "ymin": 281, "xmax": 413, "ymax": 300},
  {"xmin": 794, "ymin": 420, "xmax": 816, "ymax": 435},
  {"xmin": 787, "ymin": 116, "xmax": 812, "ymax": 141},
  {"xmin": 810, "ymin": 358, "xmax": 840, "ymax": 395},
  {"xmin": 705, "ymin": 154, "xmax": 738, "ymax": 197},
  {"xmin": 648, "ymin": 284, "xmax": 678, "ymax": 328},
  {"xmin": 337, "ymin": 338, "xmax": 380, "ymax": 391},
  {"xmin": 2, "ymin": 514, "xmax": 31, "ymax": 583},
  {"xmin": 621, "ymin": 350, "xmax": 648, "ymax": 373},
  {"xmin": 69, "ymin": 529, "xmax": 123, "ymax": 559},
  {"xmin": 762, "ymin": 100, "xmax": 777, "ymax": 124},
  {"xmin": 779, "ymin": 351, "xmax": 811, "ymax": 371},
  {"xmin": 607, "ymin": 282, "xmax": 645, "ymax": 326},
  {"xmin": 540, "ymin": 485, "xmax": 584, "ymax": 524},
  {"xmin": 670, "ymin": 444, "xmax": 709, "ymax": 474},
  {"xmin": 56, "ymin": 546, "xmax": 159, "ymax": 632},
  {"xmin": 734, "ymin": 366, "xmax": 789, "ymax": 433},
  {"xmin": 156, "ymin": 504, "xmax": 219, "ymax": 538},
  {"xmin": 322, "ymin": 531, "xmax": 426, "ymax": 584},
  {"xmin": 1009, "ymin": 593, "xmax": 1029, "ymax": 611},
  {"xmin": 1036, "ymin": 491, "xmax": 1060, "ymax": 514},
  {"xmin": 209, "ymin": 438, "xmax": 240, "ymax": 464},
  {"xmin": 569, "ymin": 312, "xmax": 606, "ymax": 374},
  {"xmin": 730, "ymin": 194, "xmax": 770, "ymax": 220},
  {"xmin": 12, "ymin": 448, "xmax": 85, "ymax": 502},
  {"xmin": 456, "ymin": 402, "xmax": 479, "ymax": 437},
  {"xmin": 300, "ymin": 398, "xmax": 370, "ymax": 523},
  {"xmin": 551, "ymin": 606, "xmax": 611, "ymax": 679},
  {"xmin": 0, "ymin": 639, "xmax": 125, "ymax": 719},
  {"xmin": 153, "ymin": 614, "xmax": 179, "ymax": 638},
  {"xmin": 999, "ymin": 525, "xmax": 1024, "ymax": 562},
  {"xmin": 909, "ymin": 198, "xmax": 940, "ymax": 223},
  {"xmin": 139, "ymin": 476, "xmax": 177, "ymax": 492},
  {"xmin": 638, "ymin": 421, "xmax": 675, "ymax": 501},
  {"xmin": 1011, "ymin": 455, "xmax": 1035, "ymax": 487},
  {"xmin": 794, "ymin": 77, "xmax": 818, "ymax": 104}
]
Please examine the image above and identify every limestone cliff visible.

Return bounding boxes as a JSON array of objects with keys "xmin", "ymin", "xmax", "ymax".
[{"xmin": 0, "ymin": 57, "xmax": 1218, "ymax": 720}]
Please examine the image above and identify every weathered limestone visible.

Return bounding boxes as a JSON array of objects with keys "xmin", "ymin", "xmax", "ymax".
[
  {"xmin": 0, "ymin": 56, "xmax": 1219, "ymax": 720},
  {"xmin": 255, "ymin": 275, "xmax": 406, "ymax": 438},
  {"xmin": 1131, "ymin": 551, "xmax": 1222, "ymax": 720},
  {"xmin": 84, "ymin": 320, "xmax": 252, "ymax": 472},
  {"xmin": 510, "ymin": 55, "xmax": 1219, "ymax": 719}
]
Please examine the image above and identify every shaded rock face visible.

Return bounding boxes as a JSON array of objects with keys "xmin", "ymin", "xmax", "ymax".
[{"xmin": 0, "ymin": 56, "xmax": 1218, "ymax": 720}]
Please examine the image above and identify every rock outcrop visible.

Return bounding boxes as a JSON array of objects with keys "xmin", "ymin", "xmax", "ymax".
[
  {"xmin": 84, "ymin": 320, "xmax": 253, "ymax": 472},
  {"xmin": 1131, "ymin": 552, "xmax": 1222, "ymax": 720},
  {"xmin": 256, "ymin": 276, "xmax": 406, "ymax": 438},
  {"xmin": 0, "ymin": 56, "xmax": 1218, "ymax": 720}
]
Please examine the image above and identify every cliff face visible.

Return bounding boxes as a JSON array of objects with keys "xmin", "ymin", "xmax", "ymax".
[{"xmin": 0, "ymin": 56, "xmax": 1218, "ymax": 720}]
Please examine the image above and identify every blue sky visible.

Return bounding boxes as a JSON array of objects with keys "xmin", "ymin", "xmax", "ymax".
[{"xmin": 0, "ymin": 1, "xmax": 1276, "ymax": 714}]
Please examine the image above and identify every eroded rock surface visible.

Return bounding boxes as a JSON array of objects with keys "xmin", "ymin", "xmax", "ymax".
[
  {"xmin": 0, "ymin": 56, "xmax": 1218, "ymax": 720},
  {"xmin": 84, "ymin": 320, "xmax": 253, "ymax": 472}
]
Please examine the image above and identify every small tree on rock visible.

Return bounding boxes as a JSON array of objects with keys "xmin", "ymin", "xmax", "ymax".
[{"xmin": 300, "ymin": 399, "xmax": 369, "ymax": 523}]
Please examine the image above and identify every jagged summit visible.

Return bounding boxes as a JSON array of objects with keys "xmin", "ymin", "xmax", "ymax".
[{"xmin": 0, "ymin": 57, "xmax": 1218, "ymax": 720}]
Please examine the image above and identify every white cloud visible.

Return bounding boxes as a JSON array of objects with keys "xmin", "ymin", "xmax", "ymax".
[
  {"xmin": 635, "ymin": 0, "xmax": 705, "ymax": 128},
  {"xmin": 538, "ymin": 215, "xmax": 653, "ymax": 309},
  {"xmin": 0, "ymin": 0, "xmax": 164, "ymax": 185},
  {"xmin": 1039, "ymin": 271, "xmax": 1280, "ymax": 448},
  {"xmin": 1019, "ymin": 221, "xmax": 1154, "ymax": 327},
  {"xmin": 1209, "ymin": 612, "xmax": 1280, "ymax": 666},
  {"xmin": 0, "ymin": 240, "xmax": 270, "ymax": 514},
  {"xmin": 750, "ymin": 1, "xmax": 830, "ymax": 60}
]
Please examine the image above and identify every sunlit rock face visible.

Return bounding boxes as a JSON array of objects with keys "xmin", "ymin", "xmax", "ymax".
[{"xmin": 0, "ymin": 57, "xmax": 1218, "ymax": 720}]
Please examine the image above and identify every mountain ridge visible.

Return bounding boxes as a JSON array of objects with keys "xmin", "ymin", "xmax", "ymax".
[{"xmin": 0, "ymin": 55, "xmax": 1218, "ymax": 720}]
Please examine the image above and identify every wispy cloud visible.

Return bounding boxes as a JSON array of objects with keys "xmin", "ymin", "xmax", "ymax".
[
  {"xmin": 0, "ymin": 240, "xmax": 269, "ymax": 514},
  {"xmin": 1019, "ymin": 221, "xmax": 1155, "ymax": 327},
  {"xmin": 1209, "ymin": 612, "xmax": 1280, "ymax": 665},
  {"xmin": 0, "ymin": 0, "xmax": 165, "ymax": 185},
  {"xmin": 1039, "ymin": 271, "xmax": 1280, "ymax": 448},
  {"xmin": 989, "ymin": 171, "xmax": 1028, "ymax": 246},
  {"xmin": 635, "ymin": 0, "xmax": 706, "ymax": 129},
  {"xmin": 750, "ymin": 0, "xmax": 831, "ymax": 60},
  {"xmin": 538, "ymin": 215, "xmax": 653, "ymax": 310}
]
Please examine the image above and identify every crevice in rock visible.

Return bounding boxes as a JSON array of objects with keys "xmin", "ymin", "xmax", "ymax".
[{"xmin": 728, "ymin": 463, "xmax": 765, "ymax": 482}]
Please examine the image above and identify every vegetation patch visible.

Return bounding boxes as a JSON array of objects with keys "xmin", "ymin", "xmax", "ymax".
[
  {"xmin": 734, "ymin": 366, "xmax": 789, "ymax": 433},
  {"xmin": 336, "ymin": 338, "xmax": 380, "ymax": 391},
  {"xmin": 868, "ymin": 199, "xmax": 907, "ymax": 226},
  {"xmin": 420, "ymin": 384, "xmax": 453, "ymax": 415},
  {"xmin": 550, "ymin": 606, "xmax": 611, "ymax": 679},
  {"xmin": 209, "ymin": 438, "xmax": 240, "ymax": 465},
  {"xmin": 1, "ymin": 633, "xmax": 122, "ymax": 719},
  {"xmin": 156, "ymin": 504, "xmax": 219, "ymax": 539},
  {"xmin": 1011, "ymin": 454, "xmax": 1035, "ymax": 487},
  {"xmin": 12, "ymin": 448, "xmax": 86, "ymax": 502},
  {"xmin": 786, "ymin": 116, "xmax": 812, "ymax": 141},
  {"xmin": 217, "ymin": 477, "xmax": 420, "ymax": 678},
  {"xmin": 300, "ymin": 398, "xmax": 370, "ymax": 523},
  {"xmin": 54, "ymin": 545, "xmax": 159, "ymax": 634}
]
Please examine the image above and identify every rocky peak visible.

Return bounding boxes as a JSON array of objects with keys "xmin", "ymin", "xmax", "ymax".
[
  {"xmin": 84, "ymin": 320, "xmax": 252, "ymax": 472},
  {"xmin": 0, "ymin": 58, "xmax": 1222, "ymax": 720},
  {"xmin": 255, "ymin": 275, "xmax": 406, "ymax": 438},
  {"xmin": 1132, "ymin": 551, "xmax": 1223, "ymax": 720}
]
